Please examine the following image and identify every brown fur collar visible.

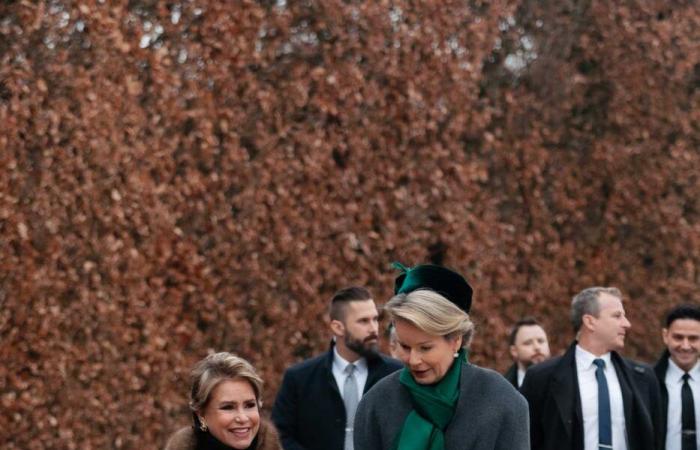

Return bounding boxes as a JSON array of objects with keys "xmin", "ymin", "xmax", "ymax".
[{"xmin": 164, "ymin": 418, "xmax": 281, "ymax": 450}]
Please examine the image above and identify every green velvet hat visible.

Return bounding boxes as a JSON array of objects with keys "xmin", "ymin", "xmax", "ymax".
[{"xmin": 393, "ymin": 262, "xmax": 473, "ymax": 313}]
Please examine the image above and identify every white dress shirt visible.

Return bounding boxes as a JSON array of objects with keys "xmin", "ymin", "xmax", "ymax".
[
  {"xmin": 332, "ymin": 347, "xmax": 369, "ymax": 400},
  {"xmin": 576, "ymin": 345, "xmax": 628, "ymax": 450},
  {"xmin": 664, "ymin": 359, "xmax": 700, "ymax": 450},
  {"xmin": 517, "ymin": 368, "xmax": 526, "ymax": 388}
]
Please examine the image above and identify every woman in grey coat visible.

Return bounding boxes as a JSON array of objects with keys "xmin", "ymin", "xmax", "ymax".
[{"xmin": 354, "ymin": 264, "xmax": 529, "ymax": 450}]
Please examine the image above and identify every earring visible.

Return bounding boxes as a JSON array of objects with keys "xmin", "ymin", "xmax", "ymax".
[
  {"xmin": 199, "ymin": 419, "xmax": 208, "ymax": 432},
  {"xmin": 453, "ymin": 352, "xmax": 459, "ymax": 358}
]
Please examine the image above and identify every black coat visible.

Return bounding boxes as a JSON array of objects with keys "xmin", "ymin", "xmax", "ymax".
[
  {"xmin": 520, "ymin": 342, "xmax": 662, "ymax": 450},
  {"xmin": 503, "ymin": 363, "xmax": 519, "ymax": 389},
  {"xmin": 271, "ymin": 345, "xmax": 402, "ymax": 450},
  {"xmin": 653, "ymin": 350, "xmax": 671, "ymax": 450}
]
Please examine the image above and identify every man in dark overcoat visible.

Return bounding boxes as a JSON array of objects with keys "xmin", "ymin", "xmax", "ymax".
[
  {"xmin": 271, "ymin": 286, "xmax": 402, "ymax": 450},
  {"xmin": 503, "ymin": 316, "xmax": 550, "ymax": 389},
  {"xmin": 521, "ymin": 286, "xmax": 662, "ymax": 450}
]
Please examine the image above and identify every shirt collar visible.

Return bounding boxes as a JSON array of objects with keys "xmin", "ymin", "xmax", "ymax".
[
  {"xmin": 575, "ymin": 344, "xmax": 612, "ymax": 370},
  {"xmin": 333, "ymin": 346, "xmax": 367, "ymax": 373},
  {"xmin": 668, "ymin": 358, "xmax": 700, "ymax": 382}
]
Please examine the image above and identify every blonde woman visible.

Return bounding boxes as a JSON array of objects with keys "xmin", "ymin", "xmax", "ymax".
[
  {"xmin": 165, "ymin": 352, "xmax": 281, "ymax": 450},
  {"xmin": 355, "ymin": 264, "xmax": 529, "ymax": 450}
]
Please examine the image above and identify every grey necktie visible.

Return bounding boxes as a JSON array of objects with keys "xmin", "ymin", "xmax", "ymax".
[{"xmin": 343, "ymin": 363, "xmax": 359, "ymax": 450}]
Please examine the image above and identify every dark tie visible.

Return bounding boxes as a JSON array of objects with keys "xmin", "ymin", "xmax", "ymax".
[
  {"xmin": 682, "ymin": 372, "xmax": 697, "ymax": 450},
  {"xmin": 593, "ymin": 358, "xmax": 612, "ymax": 450},
  {"xmin": 343, "ymin": 364, "xmax": 358, "ymax": 450}
]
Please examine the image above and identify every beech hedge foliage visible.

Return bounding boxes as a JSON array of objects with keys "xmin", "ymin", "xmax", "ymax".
[{"xmin": 1, "ymin": 1, "xmax": 699, "ymax": 448}]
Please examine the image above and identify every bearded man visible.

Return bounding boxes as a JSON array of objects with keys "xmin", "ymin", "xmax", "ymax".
[
  {"xmin": 503, "ymin": 317, "xmax": 551, "ymax": 389},
  {"xmin": 272, "ymin": 286, "xmax": 402, "ymax": 450}
]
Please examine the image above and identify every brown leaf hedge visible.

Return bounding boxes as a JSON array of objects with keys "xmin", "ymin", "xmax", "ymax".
[{"xmin": 1, "ymin": 1, "xmax": 699, "ymax": 448}]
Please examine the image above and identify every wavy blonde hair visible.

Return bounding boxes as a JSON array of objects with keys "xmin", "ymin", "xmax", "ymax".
[
  {"xmin": 189, "ymin": 352, "xmax": 263, "ymax": 413},
  {"xmin": 385, "ymin": 289, "xmax": 474, "ymax": 347}
]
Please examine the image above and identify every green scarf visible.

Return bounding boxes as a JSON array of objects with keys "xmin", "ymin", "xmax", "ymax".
[{"xmin": 393, "ymin": 349, "xmax": 466, "ymax": 450}]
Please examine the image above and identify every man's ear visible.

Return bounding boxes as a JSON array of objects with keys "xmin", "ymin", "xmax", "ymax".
[
  {"xmin": 509, "ymin": 345, "xmax": 518, "ymax": 360},
  {"xmin": 582, "ymin": 314, "xmax": 596, "ymax": 331},
  {"xmin": 662, "ymin": 328, "xmax": 669, "ymax": 346},
  {"xmin": 330, "ymin": 319, "xmax": 345, "ymax": 337}
]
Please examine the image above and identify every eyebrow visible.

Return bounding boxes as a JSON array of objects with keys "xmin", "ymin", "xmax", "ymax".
[
  {"xmin": 218, "ymin": 399, "xmax": 255, "ymax": 405},
  {"xmin": 398, "ymin": 340, "xmax": 433, "ymax": 346}
]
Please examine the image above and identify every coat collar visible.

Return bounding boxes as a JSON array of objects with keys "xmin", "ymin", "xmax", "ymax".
[
  {"xmin": 554, "ymin": 342, "xmax": 641, "ymax": 440},
  {"xmin": 323, "ymin": 342, "xmax": 342, "ymax": 396},
  {"xmin": 615, "ymin": 353, "xmax": 658, "ymax": 450},
  {"xmin": 165, "ymin": 418, "xmax": 281, "ymax": 450},
  {"xmin": 503, "ymin": 363, "xmax": 518, "ymax": 389},
  {"xmin": 324, "ymin": 340, "xmax": 393, "ymax": 394},
  {"xmin": 654, "ymin": 349, "xmax": 670, "ymax": 380},
  {"xmin": 564, "ymin": 343, "xmax": 656, "ymax": 450},
  {"xmin": 610, "ymin": 351, "xmax": 634, "ymax": 435},
  {"xmin": 654, "ymin": 349, "xmax": 671, "ymax": 444},
  {"xmin": 551, "ymin": 342, "xmax": 581, "ymax": 442}
]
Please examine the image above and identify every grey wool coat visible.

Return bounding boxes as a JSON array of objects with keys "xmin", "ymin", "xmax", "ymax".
[{"xmin": 354, "ymin": 362, "xmax": 530, "ymax": 450}]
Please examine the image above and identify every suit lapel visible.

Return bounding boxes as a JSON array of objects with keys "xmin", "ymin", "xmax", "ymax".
[
  {"xmin": 503, "ymin": 364, "xmax": 518, "ymax": 389},
  {"xmin": 654, "ymin": 351, "xmax": 670, "ymax": 444},
  {"xmin": 612, "ymin": 352, "xmax": 657, "ymax": 450},
  {"xmin": 551, "ymin": 344, "xmax": 581, "ymax": 441},
  {"xmin": 612, "ymin": 354, "xmax": 634, "ymax": 433},
  {"xmin": 324, "ymin": 346, "xmax": 342, "ymax": 397}
]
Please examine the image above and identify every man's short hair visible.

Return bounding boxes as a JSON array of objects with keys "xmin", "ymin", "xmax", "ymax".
[
  {"xmin": 508, "ymin": 317, "xmax": 542, "ymax": 346},
  {"xmin": 665, "ymin": 304, "xmax": 700, "ymax": 328},
  {"xmin": 570, "ymin": 287, "xmax": 622, "ymax": 332},
  {"xmin": 329, "ymin": 286, "xmax": 372, "ymax": 321}
]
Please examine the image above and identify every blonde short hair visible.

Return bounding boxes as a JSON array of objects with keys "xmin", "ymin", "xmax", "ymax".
[
  {"xmin": 385, "ymin": 289, "xmax": 474, "ymax": 347},
  {"xmin": 189, "ymin": 352, "xmax": 263, "ymax": 413}
]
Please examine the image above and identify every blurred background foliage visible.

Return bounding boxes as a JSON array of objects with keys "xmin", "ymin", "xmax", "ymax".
[{"xmin": 1, "ymin": 0, "xmax": 699, "ymax": 448}]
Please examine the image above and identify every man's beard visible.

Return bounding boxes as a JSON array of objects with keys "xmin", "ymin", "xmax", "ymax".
[
  {"xmin": 523, "ymin": 353, "xmax": 546, "ymax": 368},
  {"xmin": 345, "ymin": 333, "xmax": 379, "ymax": 359},
  {"xmin": 522, "ymin": 360, "xmax": 535, "ymax": 369}
]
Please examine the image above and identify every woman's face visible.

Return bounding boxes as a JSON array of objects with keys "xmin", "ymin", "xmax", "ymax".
[
  {"xmin": 200, "ymin": 378, "xmax": 260, "ymax": 449},
  {"xmin": 394, "ymin": 318, "xmax": 462, "ymax": 385}
]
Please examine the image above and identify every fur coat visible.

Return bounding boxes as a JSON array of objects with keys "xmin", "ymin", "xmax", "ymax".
[{"xmin": 164, "ymin": 418, "xmax": 281, "ymax": 450}]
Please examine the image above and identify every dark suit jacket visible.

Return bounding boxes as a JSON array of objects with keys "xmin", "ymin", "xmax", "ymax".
[
  {"xmin": 653, "ymin": 350, "xmax": 671, "ymax": 449},
  {"xmin": 520, "ymin": 342, "xmax": 662, "ymax": 450},
  {"xmin": 503, "ymin": 363, "xmax": 519, "ymax": 389},
  {"xmin": 271, "ymin": 344, "xmax": 402, "ymax": 450}
]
